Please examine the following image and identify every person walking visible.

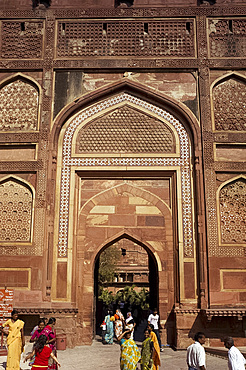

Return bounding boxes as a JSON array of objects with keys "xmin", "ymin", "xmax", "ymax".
[
  {"xmin": 147, "ymin": 324, "xmax": 161, "ymax": 370},
  {"xmin": 104, "ymin": 311, "xmax": 115, "ymax": 344},
  {"xmin": 0, "ymin": 309, "xmax": 25, "ymax": 370},
  {"xmin": 29, "ymin": 319, "xmax": 46, "ymax": 366},
  {"xmin": 125, "ymin": 312, "xmax": 136, "ymax": 340},
  {"xmin": 118, "ymin": 329, "xmax": 141, "ymax": 370},
  {"xmin": 186, "ymin": 332, "xmax": 206, "ymax": 370},
  {"xmin": 100, "ymin": 319, "xmax": 107, "ymax": 343},
  {"xmin": 140, "ymin": 328, "xmax": 154, "ymax": 370},
  {"xmin": 24, "ymin": 334, "xmax": 60, "ymax": 370},
  {"xmin": 148, "ymin": 308, "xmax": 163, "ymax": 352},
  {"xmin": 224, "ymin": 336, "xmax": 246, "ymax": 370},
  {"xmin": 42, "ymin": 317, "xmax": 58, "ymax": 370}
]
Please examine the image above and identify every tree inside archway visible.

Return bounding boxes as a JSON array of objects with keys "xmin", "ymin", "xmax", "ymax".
[{"xmin": 98, "ymin": 245, "xmax": 121, "ymax": 287}]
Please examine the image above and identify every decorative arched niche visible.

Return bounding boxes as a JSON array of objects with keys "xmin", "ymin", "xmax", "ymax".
[
  {"xmin": 56, "ymin": 93, "xmax": 194, "ymax": 261},
  {"xmin": 0, "ymin": 74, "xmax": 40, "ymax": 131},
  {"xmin": 212, "ymin": 73, "xmax": 246, "ymax": 131},
  {"xmin": 0, "ymin": 176, "xmax": 34, "ymax": 243},
  {"xmin": 52, "ymin": 81, "xmax": 203, "ymax": 308},
  {"xmin": 218, "ymin": 175, "xmax": 246, "ymax": 245}
]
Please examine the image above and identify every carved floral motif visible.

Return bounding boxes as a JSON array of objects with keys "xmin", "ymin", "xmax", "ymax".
[
  {"xmin": 0, "ymin": 79, "xmax": 39, "ymax": 131},
  {"xmin": 0, "ymin": 179, "xmax": 33, "ymax": 242},
  {"xmin": 219, "ymin": 179, "xmax": 246, "ymax": 244},
  {"xmin": 213, "ymin": 78, "xmax": 246, "ymax": 131}
]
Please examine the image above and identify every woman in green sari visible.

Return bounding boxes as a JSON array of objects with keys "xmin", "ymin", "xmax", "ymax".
[{"xmin": 141, "ymin": 329, "xmax": 154, "ymax": 370}]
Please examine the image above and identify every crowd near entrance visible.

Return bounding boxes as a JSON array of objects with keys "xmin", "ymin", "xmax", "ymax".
[{"xmin": 94, "ymin": 235, "xmax": 159, "ymax": 337}]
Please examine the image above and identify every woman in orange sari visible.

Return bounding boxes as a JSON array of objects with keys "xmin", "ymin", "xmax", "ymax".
[
  {"xmin": 147, "ymin": 324, "xmax": 161, "ymax": 370},
  {"xmin": 0, "ymin": 310, "xmax": 25, "ymax": 370}
]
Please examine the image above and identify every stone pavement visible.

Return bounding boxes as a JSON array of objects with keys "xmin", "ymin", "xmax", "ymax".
[{"xmin": 0, "ymin": 337, "xmax": 228, "ymax": 370}]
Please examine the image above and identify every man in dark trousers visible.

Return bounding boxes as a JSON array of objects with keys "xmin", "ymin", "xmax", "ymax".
[{"xmin": 148, "ymin": 308, "xmax": 163, "ymax": 352}]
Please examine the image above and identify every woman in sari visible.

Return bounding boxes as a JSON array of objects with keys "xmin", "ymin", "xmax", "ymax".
[
  {"xmin": 125, "ymin": 312, "xmax": 136, "ymax": 340},
  {"xmin": 114, "ymin": 312, "xmax": 123, "ymax": 340},
  {"xmin": 140, "ymin": 329, "xmax": 154, "ymax": 370},
  {"xmin": 42, "ymin": 317, "xmax": 57, "ymax": 370},
  {"xmin": 28, "ymin": 319, "xmax": 46, "ymax": 366},
  {"xmin": 24, "ymin": 334, "xmax": 60, "ymax": 370},
  {"xmin": 147, "ymin": 324, "xmax": 161, "ymax": 370},
  {"xmin": 0, "ymin": 310, "xmax": 25, "ymax": 370},
  {"xmin": 104, "ymin": 312, "xmax": 114, "ymax": 344},
  {"xmin": 30, "ymin": 319, "xmax": 45, "ymax": 343},
  {"xmin": 118, "ymin": 330, "xmax": 141, "ymax": 370}
]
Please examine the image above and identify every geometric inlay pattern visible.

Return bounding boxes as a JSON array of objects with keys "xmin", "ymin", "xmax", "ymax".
[
  {"xmin": 58, "ymin": 93, "xmax": 193, "ymax": 259},
  {"xmin": 1, "ymin": 21, "xmax": 43, "ymax": 59},
  {"xmin": 219, "ymin": 179, "xmax": 246, "ymax": 244},
  {"xmin": 209, "ymin": 19, "xmax": 246, "ymax": 58},
  {"xmin": 57, "ymin": 20, "xmax": 195, "ymax": 58},
  {"xmin": 77, "ymin": 106, "xmax": 175, "ymax": 153},
  {"xmin": 213, "ymin": 78, "xmax": 246, "ymax": 131},
  {"xmin": 0, "ymin": 79, "xmax": 39, "ymax": 131},
  {"xmin": 0, "ymin": 179, "xmax": 32, "ymax": 242}
]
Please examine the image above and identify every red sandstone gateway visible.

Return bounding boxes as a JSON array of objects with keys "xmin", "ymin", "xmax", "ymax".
[{"xmin": 0, "ymin": 0, "xmax": 245, "ymax": 349}]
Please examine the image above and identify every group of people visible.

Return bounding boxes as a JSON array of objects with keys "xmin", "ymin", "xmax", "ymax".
[
  {"xmin": 118, "ymin": 325, "xmax": 161, "ymax": 370},
  {"xmin": 0, "ymin": 310, "xmax": 60, "ymax": 370},
  {"xmin": 1, "ymin": 309, "xmax": 246, "ymax": 370},
  {"xmin": 101, "ymin": 309, "xmax": 137, "ymax": 345},
  {"xmin": 187, "ymin": 331, "xmax": 246, "ymax": 370},
  {"xmin": 101, "ymin": 308, "xmax": 162, "ymax": 369}
]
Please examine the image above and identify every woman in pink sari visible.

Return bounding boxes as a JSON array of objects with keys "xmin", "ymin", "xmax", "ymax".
[
  {"xmin": 30, "ymin": 319, "xmax": 45, "ymax": 343},
  {"xmin": 42, "ymin": 318, "xmax": 57, "ymax": 370}
]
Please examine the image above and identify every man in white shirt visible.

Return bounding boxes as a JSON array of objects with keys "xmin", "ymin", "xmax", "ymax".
[
  {"xmin": 224, "ymin": 336, "xmax": 246, "ymax": 370},
  {"xmin": 186, "ymin": 332, "xmax": 206, "ymax": 370},
  {"xmin": 148, "ymin": 308, "xmax": 163, "ymax": 351}
]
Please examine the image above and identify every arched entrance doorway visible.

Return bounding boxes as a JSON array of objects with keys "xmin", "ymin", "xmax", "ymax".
[
  {"xmin": 94, "ymin": 234, "xmax": 159, "ymax": 337},
  {"xmin": 51, "ymin": 80, "xmax": 205, "ymax": 346}
]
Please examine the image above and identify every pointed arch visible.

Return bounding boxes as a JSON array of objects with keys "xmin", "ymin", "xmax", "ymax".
[
  {"xmin": 0, "ymin": 73, "xmax": 42, "ymax": 93},
  {"xmin": 80, "ymin": 182, "xmax": 171, "ymax": 219},
  {"xmin": 0, "ymin": 175, "xmax": 35, "ymax": 243},
  {"xmin": 211, "ymin": 71, "xmax": 246, "ymax": 90},
  {"xmin": 92, "ymin": 231, "xmax": 162, "ymax": 272},
  {"xmin": 217, "ymin": 175, "xmax": 246, "ymax": 245},
  {"xmin": 51, "ymin": 79, "xmax": 200, "ymax": 148},
  {"xmin": 0, "ymin": 73, "xmax": 41, "ymax": 131},
  {"xmin": 55, "ymin": 90, "xmax": 194, "ymax": 260}
]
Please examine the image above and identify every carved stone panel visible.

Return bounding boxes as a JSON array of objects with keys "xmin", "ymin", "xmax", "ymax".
[
  {"xmin": 208, "ymin": 19, "xmax": 246, "ymax": 58},
  {"xmin": 76, "ymin": 106, "xmax": 175, "ymax": 154},
  {"xmin": 1, "ymin": 21, "xmax": 44, "ymax": 59},
  {"xmin": 0, "ymin": 179, "xmax": 33, "ymax": 242},
  {"xmin": 219, "ymin": 178, "xmax": 246, "ymax": 244},
  {"xmin": 213, "ymin": 77, "xmax": 246, "ymax": 131},
  {"xmin": 56, "ymin": 19, "xmax": 195, "ymax": 58},
  {"xmin": 0, "ymin": 79, "xmax": 39, "ymax": 131}
]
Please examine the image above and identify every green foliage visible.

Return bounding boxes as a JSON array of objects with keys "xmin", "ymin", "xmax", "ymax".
[
  {"xmin": 98, "ymin": 289, "xmax": 115, "ymax": 305},
  {"xmin": 98, "ymin": 245, "xmax": 121, "ymax": 285},
  {"xmin": 99, "ymin": 285, "xmax": 149, "ymax": 310}
]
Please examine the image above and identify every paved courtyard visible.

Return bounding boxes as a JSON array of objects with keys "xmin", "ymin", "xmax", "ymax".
[{"xmin": 0, "ymin": 338, "xmax": 228, "ymax": 370}]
